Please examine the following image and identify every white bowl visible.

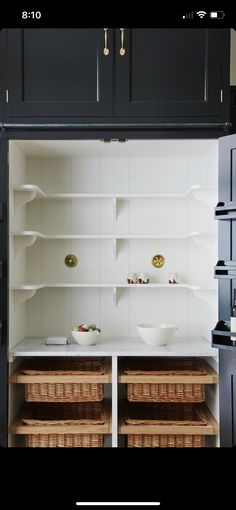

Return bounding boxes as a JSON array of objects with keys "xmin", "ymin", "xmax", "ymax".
[
  {"xmin": 137, "ymin": 323, "xmax": 178, "ymax": 346},
  {"xmin": 71, "ymin": 330, "xmax": 101, "ymax": 346}
]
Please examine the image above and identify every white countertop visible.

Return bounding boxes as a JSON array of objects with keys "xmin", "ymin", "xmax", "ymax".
[{"xmin": 9, "ymin": 336, "xmax": 218, "ymax": 361}]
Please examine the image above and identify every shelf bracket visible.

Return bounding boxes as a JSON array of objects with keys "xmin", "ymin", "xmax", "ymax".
[
  {"xmin": 112, "ymin": 287, "xmax": 117, "ymax": 307},
  {"xmin": 14, "ymin": 234, "xmax": 37, "ymax": 257},
  {"xmin": 191, "ymin": 188, "xmax": 217, "ymax": 207},
  {"xmin": 192, "ymin": 234, "xmax": 217, "ymax": 250},
  {"xmin": 14, "ymin": 190, "xmax": 37, "ymax": 213},
  {"xmin": 112, "ymin": 198, "xmax": 117, "ymax": 221},
  {"xmin": 192, "ymin": 288, "xmax": 218, "ymax": 304},
  {"xmin": 112, "ymin": 238, "xmax": 117, "ymax": 260},
  {"xmin": 13, "ymin": 289, "xmax": 37, "ymax": 305}
]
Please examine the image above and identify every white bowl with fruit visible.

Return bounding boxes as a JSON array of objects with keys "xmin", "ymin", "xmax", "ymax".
[{"xmin": 71, "ymin": 324, "xmax": 101, "ymax": 346}]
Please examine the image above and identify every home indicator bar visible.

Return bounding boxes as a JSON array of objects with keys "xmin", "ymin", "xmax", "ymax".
[{"xmin": 76, "ymin": 504, "xmax": 161, "ymax": 507}]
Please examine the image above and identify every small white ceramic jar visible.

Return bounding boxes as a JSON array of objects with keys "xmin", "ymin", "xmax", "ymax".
[
  {"xmin": 138, "ymin": 272, "xmax": 149, "ymax": 284},
  {"xmin": 127, "ymin": 272, "xmax": 138, "ymax": 284},
  {"xmin": 168, "ymin": 273, "xmax": 179, "ymax": 284}
]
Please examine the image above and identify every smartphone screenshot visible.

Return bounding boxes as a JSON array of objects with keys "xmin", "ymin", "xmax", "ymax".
[{"xmin": 0, "ymin": 7, "xmax": 235, "ymax": 510}]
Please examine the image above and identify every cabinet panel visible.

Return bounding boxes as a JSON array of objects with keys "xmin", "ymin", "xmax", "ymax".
[
  {"xmin": 233, "ymin": 375, "xmax": 236, "ymax": 447},
  {"xmin": 7, "ymin": 29, "xmax": 113, "ymax": 117},
  {"xmin": 0, "ymin": 136, "xmax": 8, "ymax": 447},
  {"xmin": 230, "ymin": 87, "xmax": 236, "ymax": 134},
  {"xmin": 116, "ymin": 29, "xmax": 225, "ymax": 119},
  {"xmin": 4, "ymin": 28, "xmax": 230, "ymax": 126},
  {"xmin": 219, "ymin": 350, "xmax": 236, "ymax": 447}
]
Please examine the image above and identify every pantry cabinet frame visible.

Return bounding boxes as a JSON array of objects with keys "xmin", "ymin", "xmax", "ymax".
[
  {"xmin": 0, "ymin": 127, "xmax": 231, "ymax": 447},
  {"xmin": 0, "ymin": 133, "xmax": 8, "ymax": 447}
]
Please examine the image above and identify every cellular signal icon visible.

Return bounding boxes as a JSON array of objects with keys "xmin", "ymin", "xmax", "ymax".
[
  {"xmin": 196, "ymin": 10, "xmax": 207, "ymax": 18},
  {"xmin": 182, "ymin": 11, "xmax": 194, "ymax": 19}
]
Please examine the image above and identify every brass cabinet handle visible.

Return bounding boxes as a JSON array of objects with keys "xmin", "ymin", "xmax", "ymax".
[
  {"xmin": 120, "ymin": 28, "xmax": 126, "ymax": 56},
  {"xmin": 103, "ymin": 28, "xmax": 109, "ymax": 56}
]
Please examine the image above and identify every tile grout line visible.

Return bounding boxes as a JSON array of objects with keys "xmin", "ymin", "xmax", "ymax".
[
  {"xmin": 156, "ymin": 157, "xmax": 159, "ymax": 321},
  {"xmin": 128, "ymin": 156, "xmax": 130, "ymax": 338},
  {"xmin": 99, "ymin": 157, "xmax": 101, "ymax": 333},
  {"xmin": 186, "ymin": 158, "xmax": 189, "ymax": 339}
]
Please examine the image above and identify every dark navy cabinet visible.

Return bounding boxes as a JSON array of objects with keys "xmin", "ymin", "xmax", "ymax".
[
  {"xmin": 214, "ymin": 134, "xmax": 236, "ymax": 446},
  {"xmin": 230, "ymin": 87, "xmax": 236, "ymax": 134},
  {"xmin": 115, "ymin": 29, "xmax": 229, "ymax": 121},
  {"xmin": 219, "ymin": 350, "xmax": 236, "ymax": 447},
  {"xmin": 2, "ymin": 28, "xmax": 230, "ymax": 126},
  {"xmin": 6, "ymin": 29, "xmax": 113, "ymax": 120}
]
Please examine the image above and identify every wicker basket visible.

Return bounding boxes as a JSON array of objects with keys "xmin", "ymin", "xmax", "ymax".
[
  {"xmin": 125, "ymin": 402, "xmax": 208, "ymax": 425},
  {"xmin": 127, "ymin": 434, "xmax": 205, "ymax": 448},
  {"xmin": 22, "ymin": 402, "xmax": 105, "ymax": 448},
  {"xmin": 20, "ymin": 358, "xmax": 105, "ymax": 403},
  {"xmin": 25, "ymin": 383, "xmax": 104, "ymax": 403},
  {"xmin": 127, "ymin": 383, "xmax": 205, "ymax": 403},
  {"xmin": 21, "ymin": 402, "xmax": 105, "ymax": 425},
  {"xmin": 26, "ymin": 434, "xmax": 104, "ymax": 448},
  {"xmin": 125, "ymin": 403, "xmax": 207, "ymax": 448},
  {"xmin": 125, "ymin": 357, "xmax": 207, "ymax": 403}
]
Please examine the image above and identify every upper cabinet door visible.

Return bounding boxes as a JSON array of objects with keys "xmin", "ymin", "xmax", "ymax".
[
  {"xmin": 7, "ymin": 29, "xmax": 113, "ymax": 118},
  {"xmin": 115, "ymin": 29, "xmax": 227, "ymax": 120}
]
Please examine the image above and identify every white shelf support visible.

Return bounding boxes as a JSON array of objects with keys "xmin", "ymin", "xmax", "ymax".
[
  {"xmin": 13, "ymin": 289, "xmax": 37, "ymax": 305},
  {"xmin": 14, "ymin": 234, "xmax": 38, "ymax": 257},
  {"xmin": 111, "ymin": 356, "xmax": 118, "ymax": 447},
  {"xmin": 14, "ymin": 189, "xmax": 37, "ymax": 213},
  {"xmin": 192, "ymin": 233, "xmax": 217, "ymax": 250},
  {"xmin": 191, "ymin": 187, "xmax": 217, "ymax": 207},
  {"xmin": 112, "ymin": 238, "xmax": 117, "ymax": 260},
  {"xmin": 113, "ymin": 287, "xmax": 117, "ymax": 307},
  {"xmin": 112, "ymin": 197, "xmax": 117, "ymax": 221},
  {"xmin": 192, "ymin": 288, "xmax": 218, "ymax": 302}
]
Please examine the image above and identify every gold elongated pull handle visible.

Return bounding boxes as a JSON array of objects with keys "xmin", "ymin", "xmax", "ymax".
[
  {"xmin": 103, "ymin": 28, "xmax": 109, "ymax": 56},
  {"xmin": 120, "ymin": 28, "xmax": 126, "ymax": 56}
]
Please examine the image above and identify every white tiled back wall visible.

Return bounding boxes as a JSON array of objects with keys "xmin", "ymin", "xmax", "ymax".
[{"xmin": 23, "ymin": 141, "xmax": 218, "ymax": 342}]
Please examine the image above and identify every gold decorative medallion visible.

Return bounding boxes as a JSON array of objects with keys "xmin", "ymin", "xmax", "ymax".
[
  {"xmin": 152, "ymin": 254, "xmax": 165, "ymax": 268},
  {"xmin": 64, "ymin": 254, "xmax": 78, "ymax": 268}
]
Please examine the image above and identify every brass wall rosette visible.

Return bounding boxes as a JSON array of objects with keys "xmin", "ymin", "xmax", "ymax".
[
  {"xmin": 64, "ymin": 254, "xmax": 78, "ymax": 268},
  {"xmin": 152, "ymin": 254, "xmax": 165, "ymax": 268}
]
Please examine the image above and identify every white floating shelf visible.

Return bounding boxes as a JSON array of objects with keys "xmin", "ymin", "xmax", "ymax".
[
  {"xmin": 8, "ymin": 336, "xmax": 218, "ymax": 362},
  {"xmin": 11, "ymin": 283, "xmax": 217, "ymax": 306},
  {"xmin": 11, "ymin": 230, "xmax": 216, "ymax": 239},
  {"xmin": 11, "ymin": 283, "xmax": 217, "ymax": 289},
  {"xmin": 12, "ymin": 184, "xmax": 216, "ymax": 221},
  {"xmin": 12, "ymin": 184, "xmax": 216, "ymax": 205},
  {"xmin": 11, "ymin": 231, "xmax": 217, "ymax": 258}
]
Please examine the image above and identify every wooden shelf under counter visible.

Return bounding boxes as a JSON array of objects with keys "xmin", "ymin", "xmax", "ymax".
[
  {"xmin": 10, "ymin": 357, "xmax": 112, "ymax": 385},
  {"xmin": 119, "ymin": 358, "xmax": 218, "ymax": 385},
  {"xmin": 119, "ymin": 403, "xmax": 219, "ymax": 436},
  {"xmin": 10, "ymin": 400, "xmax": 112, "ymax": 436}
]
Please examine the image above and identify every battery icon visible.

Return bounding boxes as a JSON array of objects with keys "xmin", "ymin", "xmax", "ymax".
[{"xmin": 210, "ymin": 11, "xmax": 225, "ymax": 19}]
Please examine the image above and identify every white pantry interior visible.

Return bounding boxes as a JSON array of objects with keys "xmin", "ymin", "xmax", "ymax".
[{"xmin": 8, "ymin": 139, "xmax": 219, "ymax": 447}]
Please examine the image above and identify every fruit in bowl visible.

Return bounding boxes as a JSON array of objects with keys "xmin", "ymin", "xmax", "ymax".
[
  {"xmin": 137, "ymin": 323, "xmax": 178, "ymax": 346},
  {"xmin": 71, "ymin": 323, "xmax": 102, "ymax": 345}
]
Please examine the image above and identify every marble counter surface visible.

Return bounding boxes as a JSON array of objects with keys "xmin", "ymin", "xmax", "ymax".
[{"xmin": 9, "ymin": 336, "xmax": 218, "ymax": 361}]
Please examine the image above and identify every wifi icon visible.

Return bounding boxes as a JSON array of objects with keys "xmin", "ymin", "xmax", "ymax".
[{"xmin": 197, "ymin": 10, "xmax": 207, "ymax": 18}]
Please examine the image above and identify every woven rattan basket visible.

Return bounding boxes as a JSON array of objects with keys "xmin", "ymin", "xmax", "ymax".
[
  {"xmin": 22, "ymin": 402, "xmax": 105, "ymax": 448},
  {"xmin": 126, "ymin": 403, "xmax": 207, "ymax": 448},
  {"xmin": 125, "ymin": 357, "xmax": 207, "ymax": 403},
  {"xmin": 26, "ymin": 434, "xmax": 104, "ymax": 448},
  {"xmin": 127, "ymin": 434, "xmax": 205, "ymax": 448},
  {"xmin": 20, "ymin": 358, "xmax": 105, "ymax": 403}
]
